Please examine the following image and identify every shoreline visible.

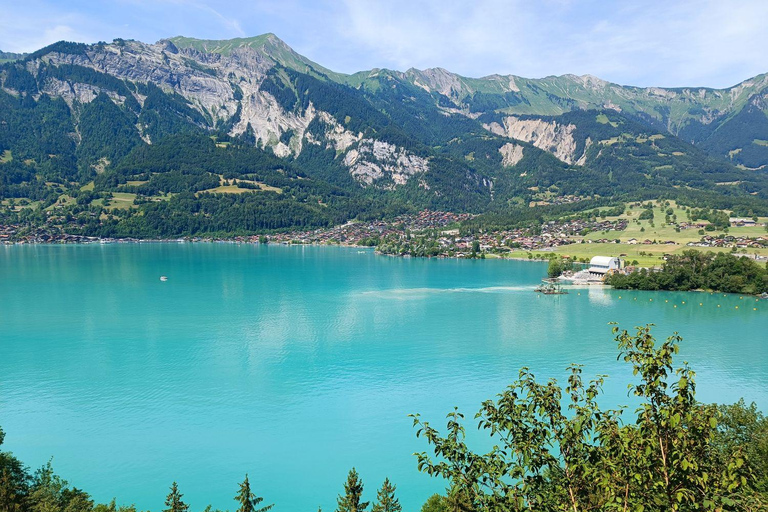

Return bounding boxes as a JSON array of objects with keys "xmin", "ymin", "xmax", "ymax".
[
  {"xmin": 1, "ymin": 236, "xmax": 552, "ymax": 261},
  {"xmin": 5, "ymin": 238, "xmax": 765, "ymax": 298},
  {"xmin": 3, "ymin": 237, "xmax": 563, "ymax": 266}
]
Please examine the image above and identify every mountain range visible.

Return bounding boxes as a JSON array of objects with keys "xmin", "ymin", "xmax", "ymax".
[{"xmin": 1, "ymin": 34, "xmax": 767, "ymax": 236}]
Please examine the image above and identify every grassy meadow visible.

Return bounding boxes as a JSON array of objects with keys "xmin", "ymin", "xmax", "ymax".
[{"xmin": 532, "ymin": 201, "xmax": 768, "ymax": 266}]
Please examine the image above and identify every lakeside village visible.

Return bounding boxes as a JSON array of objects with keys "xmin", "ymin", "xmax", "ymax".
[
  {"xmin": 4, "ymin": 206, "xmax": 768, "ymax": 252},
  {"xmin": 5, "ymin": 211, "xmax": 621, "ymax": 250},
  {"xmin": 3, "ymin": 209, "xmax": 768, "ymax": 257}
]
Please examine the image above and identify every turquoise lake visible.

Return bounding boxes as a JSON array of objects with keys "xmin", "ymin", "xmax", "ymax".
[{"xmin": 1, "ymin": 244, "xmax": 766, "ymax": 511}]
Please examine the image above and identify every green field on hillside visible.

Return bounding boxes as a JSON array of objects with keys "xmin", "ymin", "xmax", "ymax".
[
  {"xmin": 105, "ymin": 193, "xmax": 137, "ymax": 210},
  {"xmin": 533, "ymin": 201, "xmax": 768, "ymax": 266}
]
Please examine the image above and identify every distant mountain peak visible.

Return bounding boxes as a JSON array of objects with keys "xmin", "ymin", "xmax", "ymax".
[
  {"xmin": 6, "ymin": 32, "xmax": 768, "ymax": 173},
  {"xmin": 163, "ymin": 33, "xmax": 346, "ymax": 81},
  {"xmin": 165, "ymin": 33, "xmax": 281, "ymax": 55}
]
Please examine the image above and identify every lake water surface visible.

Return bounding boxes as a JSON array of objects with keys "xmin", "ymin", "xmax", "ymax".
[{"xmin": 1, "ymin": 244, "xmax": 766, "ymax": 511}]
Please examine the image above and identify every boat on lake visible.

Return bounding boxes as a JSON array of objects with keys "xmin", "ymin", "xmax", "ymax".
[{"xmin": 535, "ymin": 279, "xmax": 568, "ymax": 295}]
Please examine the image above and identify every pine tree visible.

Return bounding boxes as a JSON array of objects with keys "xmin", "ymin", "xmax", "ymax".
[
  {"xmin": 371, "ymin": 478, "xmax": 401, "ymax": 512},
  {"xmin": 163, "ymin": 482, "xmax": 189, "ymax": 512},
  {"xmin": 442, "ymin": 485, "xmax": 473, "ymax": 512},
  {"xmin": 0, "ymin": 469, "xmax": 25, "ymax": 512},
  {"xmin": 0, "ymin": 426, "xmax": 27, "ymax": 512},
  {"xmin": 336, "ymin": 468, "xmax": 369, "ymax": 512},
  {"xmin": 234, "ymin": 474, "xmax": 273, "ymax": 512},
  {"xmin": 419, "ymin": 494, "xmax": 447, "ymax": 512}
]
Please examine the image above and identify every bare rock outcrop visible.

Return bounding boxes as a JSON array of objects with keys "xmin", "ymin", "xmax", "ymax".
[
  {"xmin": 343, "ymin": 139, "xmax": 429, "ymax": 186},
  {"xmin": 499, "ymin": 143, "xmax": 525, "ymax": 167},
  {"xmin": 36, "ymin": 40, "xmax": 306, "ymax": 155},
  {"xmin": 487, "ymin": 116, "xmax": 587, "ymax": 165}
]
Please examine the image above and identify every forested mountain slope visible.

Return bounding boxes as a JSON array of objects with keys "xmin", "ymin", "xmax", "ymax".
[
  {"xmin": 1, "ymin": 34, "xmax": 767, "ymax": 236},
  {"xmin": 351, "ymin": 66, "xmax": 768, "ymax": 169}
]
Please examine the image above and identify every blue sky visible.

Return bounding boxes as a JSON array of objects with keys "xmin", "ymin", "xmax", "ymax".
[{"xmin": 1, "ymin": 0, "xmax": 766, "ymax": 88}]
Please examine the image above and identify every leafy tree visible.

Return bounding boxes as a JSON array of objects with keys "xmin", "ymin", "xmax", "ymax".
[
  {"xmin": 26, "ymin": 460, "xmax": 94, "ymax": 512},
  {"xmin": 371, "ymin": 478, "xmax": 401, "ymax": 512},
  {"xmin": 547, "ymin": 258, "xmax": 562, "ymax": 278},
  {"xmin": 163, "ymin": 482, "xmax": 189, "ymax": 512},
  {"xmin": 607, "ymin": 250, "xmax": 768, "ymax": 294},
  {"xmin": 336, "ymin": 468, "xmax": 369, "ymax": 512},
  {"xmin": 92, "ymin": 499, "xmax": 138, "ymax": 512},
  {"xmin": 60, "ymin": 488, "xmax": 94, "ymax": 512},
  {"xmin": 715, "ymin": 400, "xmax": 768, "ymax": 494},
  {"xmin": 0, "ymin": 426, "xmax": 29, "ymax": 512},
  {"xmin": 411, "ymin": 325, "xmax": 764, "ymax": 511},
  {"xmin": 420, "ymin": 494, "xmax": 446, "ymax": 512},
  {"xmin": 442, "ymin": 486, "xmax": 474, "ymax": 512},
  {"xmin": 234, "ymin": 474, "xmax": 273, "ymax": 512},
  {"xmin": 0, "ymin": 469, "xmax": 25, "ymax": 512}
]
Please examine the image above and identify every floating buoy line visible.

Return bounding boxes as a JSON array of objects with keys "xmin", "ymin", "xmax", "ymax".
[{"xmin": 609, "ymin": 292, "xmax": 760, "ymax": 311}]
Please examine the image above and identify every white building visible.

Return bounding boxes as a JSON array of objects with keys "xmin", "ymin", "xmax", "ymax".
[{"xmin": 588, "ymin": 256, "xmax": 622, "ymax": 277}]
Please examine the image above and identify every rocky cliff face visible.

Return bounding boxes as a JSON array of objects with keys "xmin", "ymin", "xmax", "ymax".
[
  {"xmin": 392, "ymin": 66, "xmax": 768, "ymax": 147},
  {"xmin": 498, "ymin": 143, "xmax": 524, "ymax": 167},
  {"xmin": 343, "ymin": 139, "xmax": 430, "ymax": 186},
  {"xmin": 39, "ymin": 75, "xmax": 127, "ymax": 107},
  {"xmin": 486, "ymin": 117, "xmax": 589, "ymax": 165},
  {"xmin": 405, "ymin": 67, "xmax": 472, "ymax": 101},
  {"xmin": 304, "ymin": 112, "xmax": 431, "ymax": 186},
  {"xmin": 10, "ymin": 37, "xmax": 432, "ymax": 187},
  {"xmin": 30, "ymin": 39, "xmax": 261, "ymax": 130}
]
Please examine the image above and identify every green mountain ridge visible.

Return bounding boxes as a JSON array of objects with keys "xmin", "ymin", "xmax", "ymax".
[
  {"xmin": 0, "ymin": 49, "xmax": 28, "ymax": 63},
  {"xmin": 160, "ymin": 35, "xmax": 768, "ymax": 141},
  {"xmin": 166, "ymin": 34, "xmax": 348, "ymax": 82},
  {"xmin": 344, "ymin": 66, "xmax": 768, "ymax": 167},
  {"xmin": 0, "ymin": 33, "xmax": 767, "ymax": 237}
]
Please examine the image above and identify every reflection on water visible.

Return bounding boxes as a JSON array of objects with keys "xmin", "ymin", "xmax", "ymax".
[{"xmin": 588, "ymin": 285, "xmax": 613, "ymax": 307}]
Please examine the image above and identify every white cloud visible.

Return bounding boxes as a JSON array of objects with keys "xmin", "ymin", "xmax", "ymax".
[
  {"xmin": 1, "ymin": 0, "xmax": 766, "ymax": 88},
  {"xmin": 330, "ymin": 0, "xmax": 768, "ymax": 87},
  {"xmin": 0, "ymin": 10, "xmax": 101, "ymax": 53},
  {"xmin": 117, "ymin": 0, "xmax": 246, "ymax": 37},
  {"xmin": 335, "ymin": 0, "xmax": 533, "ymax": 72},
  {"xmin": 545, "ymin": 1, "xmax": 768, "ymax": 87}
]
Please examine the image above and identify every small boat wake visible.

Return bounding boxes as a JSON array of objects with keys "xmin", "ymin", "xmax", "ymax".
[{"xmin": 361, "ymin": 285, "xmax": 534, "ymax": 299}]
